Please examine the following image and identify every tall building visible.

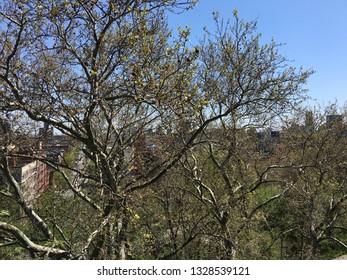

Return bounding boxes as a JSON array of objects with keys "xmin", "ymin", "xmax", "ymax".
[{"xmin": 38, "ymin": 122, "xmax": 53, "ymax": 140}]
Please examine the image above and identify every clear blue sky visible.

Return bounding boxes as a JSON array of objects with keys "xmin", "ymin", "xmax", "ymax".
[{"xmin": 167, "ymin": 0, "xmax": 347, "ymax": 107}]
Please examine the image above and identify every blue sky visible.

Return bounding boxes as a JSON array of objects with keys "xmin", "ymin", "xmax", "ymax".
[{"xmin": 167, "ymin": 0, "xmax": 347, "ymax": 107}]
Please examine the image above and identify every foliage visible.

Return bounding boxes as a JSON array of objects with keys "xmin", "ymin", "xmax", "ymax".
[{"xmin": 4, "ymin": 0, "xmax": 344, "ymax": 261}]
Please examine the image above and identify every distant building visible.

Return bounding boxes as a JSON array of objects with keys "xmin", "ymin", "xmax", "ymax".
[
  {"xmin": 0, "ymin": 154, "xmax": 50, "ymax": 206},
  {"xmin": 0, "ymin": 123, "xmax": 73, "ymax": 205},
  {"xmin": 257, "ymin": 128, "xmax": 281, "ymax": 156},
  {"xmin": 37, "ymin": 123, "xmax": 73, "ymax": 162},
  {"xmin": 38, "ymin": 122, "xmax": 53, "ymax": 140},
  {"xmin": 12, "ymin": 151, "xmax": 50, "ymax": 205}
]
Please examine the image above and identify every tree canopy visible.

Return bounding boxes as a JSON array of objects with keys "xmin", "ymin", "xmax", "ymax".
[{"xmin": 3, "ymin": 1, "xmax": 344, "ymax": 260}]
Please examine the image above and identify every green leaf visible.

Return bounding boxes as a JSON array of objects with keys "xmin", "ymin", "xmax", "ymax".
[{"xmin": 0, "ymin": 210, "xmax": 10, "ymax": 217}]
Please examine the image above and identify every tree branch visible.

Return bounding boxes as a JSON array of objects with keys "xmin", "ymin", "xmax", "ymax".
[{"xmin": 0, "ymin": 222, "xmax": 72, "ymax": 259}]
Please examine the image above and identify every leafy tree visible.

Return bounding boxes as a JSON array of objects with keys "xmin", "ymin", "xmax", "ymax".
[
  {"xmin": 1, "ymin": 1, "xmax": 312, "ymax": 259},
  {"xmin": 260, "ymin": 107, "xmax": 347, "ymax": 259},
  {"xmin": 176, "ymin": 12, "xmax": 312, "ymax": 259}
]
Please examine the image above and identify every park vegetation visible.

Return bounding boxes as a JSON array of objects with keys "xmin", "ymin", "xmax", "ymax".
[{"xmin": 1, "ymin": 0, "xmax": 346, "ymax": 259}]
